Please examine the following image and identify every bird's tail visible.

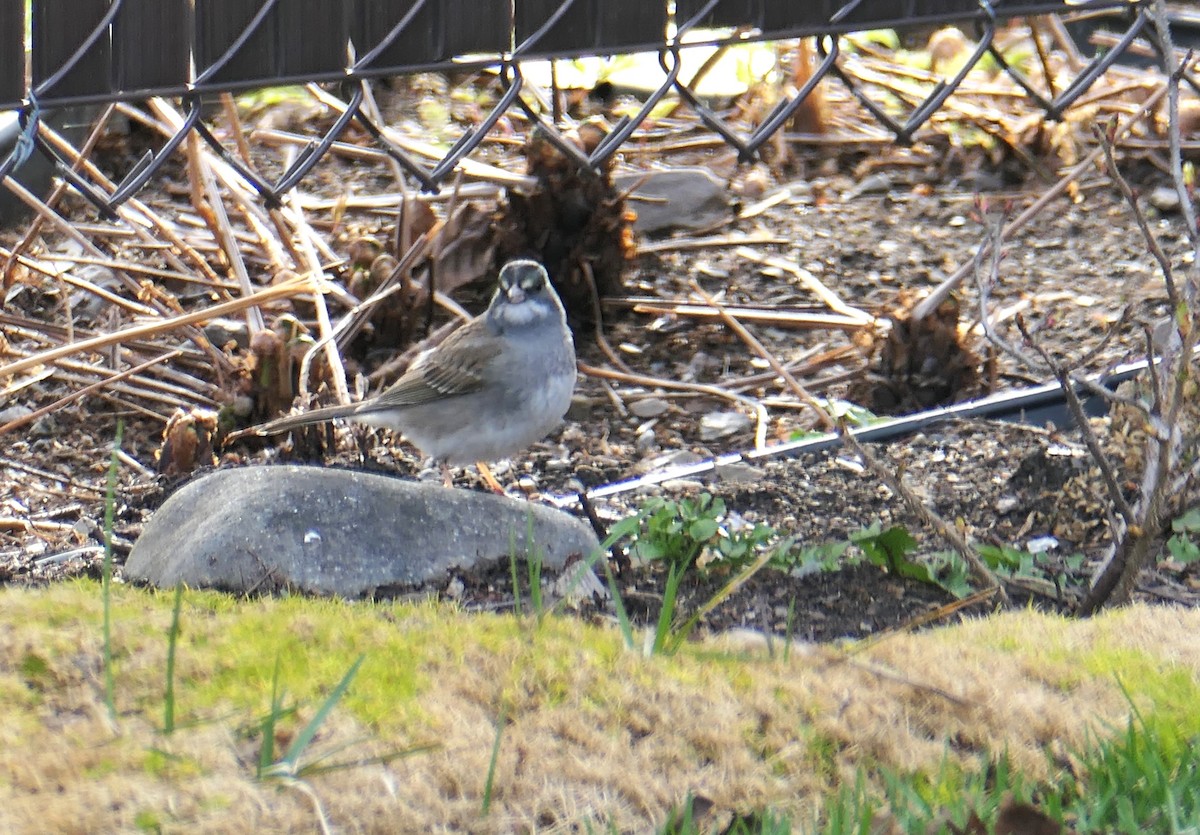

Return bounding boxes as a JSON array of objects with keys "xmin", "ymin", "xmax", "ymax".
[{"xmin": 257, "ymin": 402, "xmax": 362, "ymax": 435}]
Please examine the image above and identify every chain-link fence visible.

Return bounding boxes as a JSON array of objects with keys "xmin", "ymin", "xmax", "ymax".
[{"xmin": 0, "ymin": 0, "xmax": 1164, "ymax": 214}]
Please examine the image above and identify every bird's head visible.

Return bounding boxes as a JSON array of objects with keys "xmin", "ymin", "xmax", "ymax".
[{"xmin": 489, "ymin": 259, "xmax": 565, "ymax": 330}]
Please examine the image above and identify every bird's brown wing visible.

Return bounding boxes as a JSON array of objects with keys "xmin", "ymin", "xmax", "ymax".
[{"xmin": 364, "ymin": 323, "xmax": 493, "ymax": 409}]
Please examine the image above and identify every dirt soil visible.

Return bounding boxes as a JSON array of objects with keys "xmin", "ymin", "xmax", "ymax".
[{"xmin": 2, "ymin": 97, "xmax": 1199, "ymax": 641}]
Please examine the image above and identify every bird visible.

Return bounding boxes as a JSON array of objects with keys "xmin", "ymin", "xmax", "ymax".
[{"xmin": 259, "ymin": 259, "xmax": 576, "ymax": 488}]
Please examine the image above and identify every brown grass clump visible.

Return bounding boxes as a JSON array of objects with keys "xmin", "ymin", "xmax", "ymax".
[{"xmin": 0, "ymin": 584, "xmax": 1196, "ymax": 832}]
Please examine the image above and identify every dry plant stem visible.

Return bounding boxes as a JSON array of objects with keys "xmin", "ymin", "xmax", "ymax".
[
  {"xmin": 912, "ymin": 81, "xmax": 1170, "ymax": 321},
  {"xmin": 735, "ymin": 248, "xmax": 873, "ymax": 323},
  {"xmin": 973, "ymin": 215, "xmax": 1139, "ymax": 547},
  {"xmin": 1080, "ymin": 0, "xmax": 1200, "ymax": 613},
  {"xmin": 30, "ymin": 131, "xmax": 233, "ymax": 375},
  {"xmin": 359, "ymin": 80, "xmax": 409, "ymax": 186},
  {"xmin": 0, "ymin": 247, "xmax": 157, "ymax": 317},
  {"xmin": 220, "ymin": 93, "xmax": 255, "ymax": 163},
  {"xmin": 38, "ymin": 123, "xmax": 217, "ymax": 284},
  {"xmin": 115, "ymin": 449, "xmax": 155, "ymax": 479},
  {"xmin": 851, "ymin": 587, "xmax": 1000, "ymax": 654},
  {"xmin": 142, "ymin": 99, "xmax": 293, "ymax": 274},
  {"xmin": 285, "ymin": 195, "xmax": 350, "ymax": 405},
  {"xmin": 636, "ymin": 232, "xmax": 790, "ymax": 255},
  {"xmin": 1045, "ymin": 12, "xmax": 1085, "ymax": 71},
  {"xmin": 1028, "ymin": 17, "xmax": 1058, "ymax": 100},
  {"xmin": 579, "ymin": 361, "xmax": 769, "ymax": 451},
  {"xmin": 217, "ymin": 94, "xmax": 293, "ymax": 273},
  {"xmin": 837, "ymin": 423, "xmax": 1007, "ymax": 602},
  {"xmin": 1, "ymin": 177, "xmax": 135, "ymax": 289},
  {"xmin": 333, "ymin": 231, "xmax": 435, "ymax": 353},
  {"xmin": 8, "ymin": 250, "xmax": 239, "ymax": 290},
  {"xmin": 632, "ymin": 301, "xmax": 870, "ymax": 331},
  {"xmin": 1016, "ymin": 317, "xmax": 1136, "ymax": 526},
  {"xmin": 971, "ymin": 216, "xmax": 1136, "ymax": 396},
  {"xmin": 1095, "ymin": 122, "xmax": 1178, "ymax": 306},
  {"xmin": 0, "ymin": 351, "xmax": 182, "ymax": 436},
  {"xmin": 825, "ymin": 653, "xmax": 970, "ymax": 707},
  {"xmin": 2, "ymin": 103, "xmax": 114, "ymax": 286},
  {"xmin": 1153, "ymin": 5, "xmax": 1200, "ymax": 243},
  {"xmin": 187, "ymin": 133, "xmax": 265, "ymax": 332},
  {"xmin": 1, "ymin": 343, "xmax": 217, "ymax": 406},
  {"xmin": 40, "ymin": 367, "xmax": 198, "ymax": 412},
  {"xmin": 581, "ymin": 262, "xmax": 634, "ymax": 376},
  {"xmin": 0, "ymin": 277, "xmax": 313, "ymax": 381},
  {"xmin": 689, "ymin": 279, "xmax": 834, "ymax": 431}
]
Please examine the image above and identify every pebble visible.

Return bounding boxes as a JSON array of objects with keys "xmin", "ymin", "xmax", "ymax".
[
  {"xmin": 699, "ymin": 410, "xmax": 751, "ymax": 441},
  {"xmin": 1149, "ymin": 186, "xmax": 1181, "ymax": 213},
  {"xmin": 0, "ymin": 405, "xmax": 32, "ymax": 425},
  {"xmin": 203, "ymin": 318, "xmax": 251, "ymax": 350},
  {"xmin": 715, "ymin": 461, "xmax": 765, "ymax": 483},
  {"xmin": 565, "ymin": 394, "xmax": 598, "ymax": 422},
  {"xmin": 843, "ymin": 172, "xmax": 892, "ymax": 199},
  {"xmin": 995, "ymin": 495, "xmax": 1019, "ymax": 514},
  {"xmin": 630, "ymin": 397, "xmax": 669, "ymax": 418}
]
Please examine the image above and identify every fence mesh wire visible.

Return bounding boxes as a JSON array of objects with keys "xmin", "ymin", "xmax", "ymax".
[{"xmin": 0, "ymin": 0, "xmax": 1165, "ymax": 212}]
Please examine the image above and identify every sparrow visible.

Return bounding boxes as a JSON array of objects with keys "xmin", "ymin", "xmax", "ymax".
[{"xmin": 260, "ymin": 260, "xmax": 576, "ymax": 479}]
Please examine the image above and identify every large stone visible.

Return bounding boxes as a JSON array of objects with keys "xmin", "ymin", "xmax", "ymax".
[
  {"xmin": 615, "ymin": 168, "xmax": 731, "ymax": 234},
  {"xmin": 125, "ymin": 466, "xmax": 601, "ymax": 597}
]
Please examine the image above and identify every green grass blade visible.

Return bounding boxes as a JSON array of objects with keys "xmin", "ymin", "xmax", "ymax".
[
  {"xmin": 162, "ymin": 583, "xmax": 184, "ymax": 734},
  {"xmin": 481, "ymin": 707, "xmax": 508, "ymax": 815},
  {"xmin": 101, "ymin": 418, "xmax": 125, "ymax": 722},
  {"xmin": 258, "ymin": 654, "xmax": 284, "ymax": 778},
  {"xmin": 601, "ymin": 557, "xmax": 635, "ymax": 650},
  {"xmin": 279, "ymin": 654, "xmax": 365, "ymax": 771},
  {"xmin": 653, "ymin": 562, "xmax": 682, "ymax": 655}
]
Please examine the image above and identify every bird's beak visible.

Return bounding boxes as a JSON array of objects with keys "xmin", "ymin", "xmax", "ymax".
[{"xmin": 505, "ymin": 284, "xmax": 527, "ymax": 304}]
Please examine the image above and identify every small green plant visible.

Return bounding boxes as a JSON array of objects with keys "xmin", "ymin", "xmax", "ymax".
[
  {"xmin": 787, "ymin": 539, "xmax": 852, "ymax": 574},
  {"xmin": 1165, "ymin": 507, "xmax": 1200, "ymax": 563},
  {"xmin": 850, "ymin": 524, "xmax": 929, "ymax": 581},
  {"xmin": 622, "ymin": 493, "xmax": 791, "ymax": 573},
  {"xmin": 818, "ymin": 702, "xmax": 1200, "ymax": 833}
]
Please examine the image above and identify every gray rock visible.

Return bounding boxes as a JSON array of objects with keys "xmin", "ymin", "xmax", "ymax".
[
  {"xmin": 125, "ymin": 465, "xmax": 601, "ymax": 597},
  {"xmin": 615, "ymin": 168, "xmax": 731, "ymax": 234}
]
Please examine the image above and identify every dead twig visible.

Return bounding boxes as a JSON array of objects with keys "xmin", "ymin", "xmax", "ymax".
[
  {"xmin": 735, "ymin": 248, "xmax": 875, "ymax": 324},
  {"xmin": 579, "ymin": 361, "xmax": 770, "ymax": 451},
  {"xmin": 0, "ymin": 347, "xmax": 182, "ymax": 436},
  {"xmin": 689, "ymin": 279, "xmax": 834, "ymax": 431},
  {"xmin": 636, "ymin": 232, "xmax": 791, "ymax": 256},
  {"xmin": 0, "ymin": 276, "xmax": 313, "ymax": 382}
]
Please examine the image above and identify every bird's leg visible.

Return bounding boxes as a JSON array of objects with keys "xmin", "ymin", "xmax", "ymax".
[
  {"xmin": 440, "ymin": 462, "xmax": 454, "ymax": 489},
  {"xmin": 476, "ymin": 461, "xmax": 506, "ymax": 494}
]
